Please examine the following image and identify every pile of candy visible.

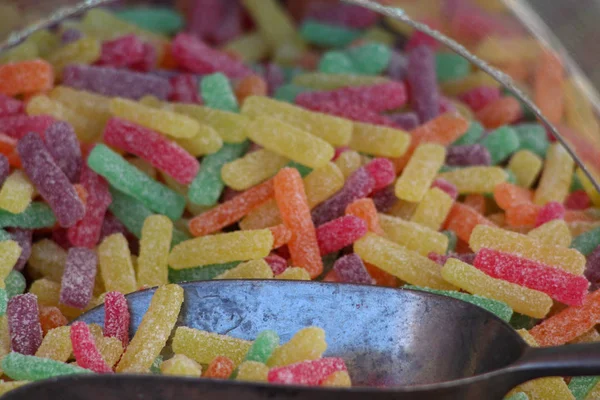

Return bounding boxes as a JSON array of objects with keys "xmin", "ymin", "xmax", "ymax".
[{"xmin": 0, "ymin": 0, "xmax": 599, "ymax": 398}]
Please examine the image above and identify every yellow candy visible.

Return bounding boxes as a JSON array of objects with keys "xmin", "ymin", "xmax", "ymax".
[
  {"xmin": 26, "ymin": 95, "xmax": 102, "ymax": 142},
  {"xmin": 236, "ymin": 361, "xmax": 269, "ymax": 382},
  {"xmin": 534, "ymin": 144, "xmax": 574, "ymax": 205},
  {"xmin": 29, "ymin": 279, "xmax": 83, "ymax": 319},
  {"xmin": 223, "ymin": 32, "xmax": 269, "ymax": 63},
  {"xmin": 0, "ymin": 381, "xmax": 29, "ymax": 397},
  {"xmin": 0, "ymin": 171, "xmax": 34, "ymax": 214},
  {"xmin": 564, "ymin": 78, "xmax": 600, "ymax": 145},
  {"xmin": 137, "ymin": 215, "xmax": 172, "ymax": 287},
  {"xmin": 441, "ymin": 71, "xmax": 500, "ymax": 96},
  {"xmin": 28, "ymin": 239, "xmax": 66, "ymax": 282},
  {"xmin": 509, "ymin": 330, "xmax": 573, "ymax": 400},
  {"xmin": 110, "ymin": 98, "xmax": 199, "ymax": 139},
  {"xmin": 0, "ymin": 316, "xmax": 9, "ymax": 374},
  {"xmin": 96, "ymin": 336, "xmax": 123, "ymax": 368},
  {"xmin": 388, "ymin": 199, "xmax": 419, "ymax": 220},
  {"xmin": 49, "ymin": 86, "xmax": 112, "ymax": 123},
  {"xmin": 172, "ymin": 327, "xmax": 252, "ymax": 366},
  {"xmin": 26, "ymin": 30, "xmax": 60, "ymax": 58},
  {"xmin": 242, "ymin": 96, "xmax": 352, "ymax": 147},
  {"xmin": 411, "ymin": 188, "xmax": 454, "ymax": 231},
  {"xmin": 175, "ymin": 125, "xmax": 223, "ymax": 156},
  {"xmin": 474, "ymin": 37, "xmax": 540, "ymax": 64},
  {"xmin": 128, "ymin": 157, "xmax": 157, "ymax": 179},
  {"xmin": 35, "ymin": 326, "xmax": 72, "ymax": 362},
  {"xmin": 362, "ymin": 27, "xmax": 396, "ymax": 46},
  {"xmin": 275, "ymin": 267, "xmax": 311, "ymax": 280},
  {"xmin": 507, "ymin": 150, "xmax": 543, "ymax": 189},
  {"xmin": 576, "ymin": 168, "xmax": 600, "ymax": 207},
  {"xmin": 441, "ymin": 258, "xmax": 552, "ymax": 318},
  {"xmin": 215, "ymin": 259, "xmax": 274, "ymax": 280},
  {"xmin": 292, "ymin": 73, "xmax": 389, "ymax": 90},
  {"xmin": 173, "ymin": 103, "xmax": 249, "ymax": 143},
  {"xmin": 350, "ymin": 123, "xmax": 411, "ymax": 158},
  {"xmin": 240, "ymin": 163, "xmax": 344, "ymax": 230},
  {"xmin": 528, "ymin": 220, "xmax": 572, "ymax": 248},
  {"xmin": 161, "ymin": 354, "xmax": 203, "ymax": 377},
  {"xmin": 379, "ymin": 214, "xmax": 448, "ymax": 256},
  {"xmin": 0, "ymin": 41, "xmax": 38, "ymax": 63},
  {"xmin": 266, "ymin": 327, "xmax": 326, "ymax": 367},
  {"xmin": 395, "ymin": 144, "xmax": 446, "ymax": 202},
  {"xmin": 470, "ymin": 225, "xmax": 585, "ymax": 275},
  {"xmin": 245, "ymin": 116, "xmax": 334, "ymax": 169},
  {"xmin": 438, "ymin": 166, "xmax": 507, "ymax": 195},
  {"xmin": 222, "ymin": 149, "xmax": 289, "ymax": 191},
  {"xmin": 0, "ymin": 241, "xmax": 21, "ymax": 289},
  {"xmin": 322, "ymin": 371, "xmax": 352, "ymax": 387},
  {"xmin": 116, "ymin": 284, "xmax": 184, "ymax": 373},
  {"xmin": 169, "ymin": 229, "xmax": 273, "ymax": 269},
  {"xmin": 571, "ymin": 328, "xmax": 600, "ymax": 344},
  {"xmin": 98, "ymin": 234, "xmax": 137, "ymax": 294},
  {"xmin": 47, "ymin": 37, "xmax": 101, "ymax": 74},
  {"xmin": 354, "ymin": 233, "xmax": 455, "ymax": 290},
  {"xmin": 335, "ymin": 150, "xmax": 362, "ymax": 179}
]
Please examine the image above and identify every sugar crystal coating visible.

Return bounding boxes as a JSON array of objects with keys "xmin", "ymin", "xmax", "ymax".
[{"xmin": 7, "ymin": 293, "xmax": 42, "ymax": 355}]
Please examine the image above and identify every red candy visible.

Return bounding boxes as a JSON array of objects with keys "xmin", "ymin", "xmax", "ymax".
[
  {"xmin": 474, "ymin": 248, "xmax": 589, "ymax": 306},
  {"xmin": 0, "ymin": 94, "xmax": 23, "ymax": 117},
  {"xmin": 431, "ymin": 178, "xmax": 459, "ymax": 200},
  {"xmin": 301, "ymin": 102, "xmax": 397, "ymax": 127},
  {"xmin": 171, "ymin": 33, "xmax": 253, "ymax": 79},
  {"xmin": 103, "ymin": 118, "xmax": 200, "ymax": 185},
  {"xmin": 0, "ymin": 115, "xmax": 54, "ymax": 140},
  {"xmin": 97, "ymin": 34, "xmax": 145, "ymax": 69},
  {"xmin": 565, "ymin": 190, "xmax": 591, "ymax": 211},
  {"xmin": 458, "ymin": 86, "xmax": 502, "ymax": 112},
  {"xmin": 265, "ymin": 254, "xmax": 288, "ymax": 276},
  {"xmin": 70, "ymin": 322, "xmax": 113, "ymax": 373},
  {"xmin": 169, "ymin": 74, "xmax": 202, "ymax": 104},
  {"xmin": 268, "ymin": 357, "xmax": 347, "ymax": 385},
  {"xmin": 316, "ymin": 215, "xmax": 368, "ymax": 255},
  {"xmin": 129, "ymin": 42, "xmax": 157, "ymax": 72},
  {"xmin": 103, "ymin": 291, "xmax": 130, "ymax": 348},
  {"xmin": 364, "ymin": 158, "xmax": 396, "ymax": 191},
  {"xmin": 406, "ymin": 31, "xmax": 441, "ymax": 51},
  {"xmin": 535, "ymin": 201, "xmax": 565, "ymax": 227}
]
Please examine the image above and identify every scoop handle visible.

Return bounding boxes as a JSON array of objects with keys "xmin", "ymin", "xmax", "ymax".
[{"xmin": 510, "ymin": 343, "xmax": 600, "ymax": 379}]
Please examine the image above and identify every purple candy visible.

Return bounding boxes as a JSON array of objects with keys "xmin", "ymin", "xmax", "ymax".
[
  {"xmin": 585, "ymin": 245, "xmax": 600, "ymax": 291},
  {"xmin": 44, "ymin": 121, "xmax": 82, "ymax": 183},
  {"xmin": 0, "ymin": 154, "xmax": 9, "ymax": 187},
  {"xmin": 59, "ymin": 247, "xmax": 97, "ymax": 309},
  {"xmin": 62, "ymin": 64, "xmax": 170, "ymax": 100},
  {"xmin": 333, "ymin": 253, "xmax": 374, "ymax": 284},
  {"xmin": 389, "ymin": 112, "xmax": 420, "ymax": 131},
  {"xmin": 407, "ymin": 45, "xmax": 439, "ymax": 123},
  {"xmin": 312, "ymin": 167, "xmax": 375, "ymax": 226},
  {"xmin": 446, "ymin": 144, "xmax": 491, "ymax": 167},
  {"xmin": 387, "ymin": 50, "xmax": 408, "ymax": 81},
  {"xmin": 8, "ymin": 229, "xmax": 32, "ymax": 271},
  {"xmin": 187, "ymin": 0, "xmax": 223, "ymax": 41},
  {"xmin": 430, "ymin": 252, "xmax": 476, "ymax": 266},
  {"xmin": 304, "ymin": 2, "xmax": 378, "ymax": 29},
  {"xmin": 212, "ymin": 0, "xmax": 242, "ymax": 45},
  {"xmin": 370, "ymin": 185, "xmax": 397, "ymax": 213},
  {"xmin": 7, "ymin": 293, "xmax": 42, "ymax": 355},
  {"xmin": 265, "ymin": 63, "xmax": 285, "ymax": 96},
  {"xmin": 100, "ymin": 212, "xmax": 129, "ymax": 241},
  {"xmin": 17, "ymin": 132, "xmax": 85, "ymax": 228},
  {"xmin": 61, "ymin": 29, "xmax": 83, "ymax": 44}
]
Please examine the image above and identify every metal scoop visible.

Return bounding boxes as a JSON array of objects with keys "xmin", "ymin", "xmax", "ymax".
[{"xmin": 3, "ymin": 280, "xmax": 600, "ymax": 400}]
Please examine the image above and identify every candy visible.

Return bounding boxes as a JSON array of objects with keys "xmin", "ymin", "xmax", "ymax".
[
  {"xmin": 0, "ymin": 202, "xmax": 56, "ymax": 230},
  {"xmin": 316, "ymin": 216, "xmax": 367, "ymax": 255},
  {"xmin": 566, "ymin": 190, "xmax": 591, "ymax": 210},
  {"xmin": 300, "ymin": 20, "xmax": 361, "ymax": 48},
  {"xmin": 7, "ymin": 294, "xmax": 43, "ymax": 355},
  {"xmin": 571, "ymin": 226, "xmax": 600, "ymax": 257},
  {"xmin": 534, "ymin": 143, "xmax": 574, "ymax": 205},
  {"xmin": 475, "ymin": 96, "xmax": 522, "ymax": 129},
  {"xmin": 46, "ymin": 37, "xmax": 101, "ymax": 75},
  {"xmin": 35, "ymin": 326, "xmax": 71, "ymax": 361},
  {"xmin": 5, "ymin": 270, "xmax": 25, "ymax": 299},
  {"xmin": 43, "ymin": 122, "xmax": 82, "ymax": 183},
  {"xmin": 267, "ymin": 327, "xmax": 326, "ymax": 367},
  {"xmin": 161, "ymin": 354, "xmax": 202, "ymax": 377},
  {"xmin": 528, "ymin": 220, "xmax": 572, "ymax": 248},
  {"xmin": 395, "ymin": 144, "xmax": 446, "ymax": 203},
  {"xmin": 88, "ymin": 144, "xmax": 185, "ymax": 221},
  {"xmin": 514, "ymin": 124, "xmax": 549, "ymax": 158},
  {"xmin": 268, "ymin": 357, "xmax": 347, "ymax": 385},
  {"xmin": 242, "ymin": 330, "xmax": 280, "ymax": 366},
  {"xmin": 173, "ymin": 327, "xmax": 251, "ymax": 366},
  {"xmin": 59, "ymin": 248, "xmax": 97, "ymax": 309},
  {"xmin": 70, "ymin": 322, "xmax": 112, "ymax": 373},
  {"xmin": 435, "ymin": 52, "xmax": 470, "ymax": 83},
  {"xmin": 221, "ymin": 150, "xmax": 288, "ymax": 191},
  {"xmin": 458, "ymin": 86, "xmax": 501, "ymax": 112},
  {"xmin": 97, "ymin": 234, "xmax": 137, "ymax": 294},
  {"xmin": 407, "ymin": 46, "xmax": 439, "ymax": 123},
  {"xmin": 103, "ymin": 292, "xmax": 130, "ymax": 348},
  {"xmin": 275, "ymin": 268, "xmax": 310, "ymax": 280},
  {"xmin": 0, "ymin": 170, "xmax": 34, "ymax": 215},
  {"xmin": 2, "ymin": 352, "xmax": 92, "ymax": 381},
  {"xmin": 535, "ymin": 201, "xmax": 565, "ymax": 227},
  {"xmin": 236, "ymin": 361, "xmax": 269, "ymax": 382},
  {"xmin": 136, "ymin": 215, "xmax": 171, "ymax": 287},
  {"xmin": 334, "ymin": 150, "xmax": 362, "ymax": 179},
  {"xmin": 438, "ymin": 166, "xmax": 507, "ymax": 194},
  {"xmin": 349, "ymin": 123, "xmax": 411, "ymax": 158},
  {"xmin": 0, "ymin": 60, "xmax": 53, "ymax": 97},
  {"xmin": 201, "ymin": 73, "xmax": 239, "ymax": 112},
  {"xmin": 215, "ymin": 259, "xmax": 273, "ymax": 279},
  {"xmin": 116, "ymin": 284, "xmax": 183, "ymax": 372},
  {"xmin": 345, "ymin": 198, "xmax": 384, "ymax": 235},
  {"xmin": 332, "ymin": 253, "xmax": 373, "ymax": 285},
  {"xmin": 507, "ymin": 150, "xmax": 543, "ymax": 189}
]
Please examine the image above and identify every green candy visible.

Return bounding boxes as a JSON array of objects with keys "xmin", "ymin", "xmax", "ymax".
[
  {"xmin": 571, "ymin": 172, "xmax": 585, "ymax": 192},
  {"xmin": 0, "ymin": 202, "xmax": 56, "ymax": 229},
  {"xmin": 435, "ymin": 52, "xmax": 470, "ymax": 83},
  {"xmin": 479, "ymin": 126, "xmax": 520, "ymax": 165},
  {"xmin": 513, "ymin": 124, "xmax": 549, "ymax": 159},
  {"xmin": 188, "ymin": 142, "xmax": 250, "ymax": 206},
  {"xmin": 442, "ymin": 230, "xmax": 457, "ymax": 253},
  {"xmin": 150, "ymin": 355, "xmax": 163, "ymax": 374},
  {"xmin": 453, "ymin": 122, "xmax": 484, "ymax": 146},
  {"xmin": 504, "ymin": 393, "xmax": 529, "ymax": 400},
  {"xmin": 201, "ymin": 73, "xmax": 239, "ymax": 113},
  {"xmin": 347, "ymin": 42, "xmax": 391, "ymax": 75},
  {"xmin": 569, "ymin": 376, "xmax": 600, "ymax": 400},
  {"xmin": 168, "ymin": 262, "xmax": 241, "ymax": 283},
  {"xmin": 0, "ymin": 289, "xmax": 6, "ymax": 316},
  {"xmin": 287, "ymin": 161, "xmax": 312, "ymax": 177},
  {"xmin": 116, "ymin": 7, "xmax": 183, "ymax": 35},
  {"xmin": 405, "ymin": 286, "xmax": 513, "ymax": 322},
  {"xmin": 280, "ymin": 66, "xmax": 304, "ymax": 83},
  {"xmin": 5, "ymin": 270, "xmax": 25, "ymax": 299},
  {"xmin": 509, "ymin": 313, "xmax": 538, "ymax": 330},
  {"xmin": 319, "ymin": 51, "xmax": 357, "ymax": 74},
  {"xmin": 108, "ymin": 188, "xmax": 189, "ymax": 247},
  {"xmin": 244, "ymin": 330, "xmax": 279, "ymax": 363},
  {"xmin": 274, "ymin": 84, "xmax": 309, "ymax": 103},
  {"xmin": 505, "ymin": 169, "xmax": 517, "ymax": 185},
  {"xmin": 300, "ymin": 20, "xmax": 362, "ymax": 48},
  {"xmin": 439, "ymin": 165, "xmax": 458, "ymax": 173},
  {"xmin": 0, "ymin": 229, "xmax": 10, "ymax": 241},
  {"xmin": 88, "ymin": 145, "xmax": 185, "ymax": 221},
  {"xmin": 571, "ymin": 226, "xmax": 600, "ymax": 256},
  {"xmin": 2, "ymin": 352, "xmax": 93, "ymax": 381}
]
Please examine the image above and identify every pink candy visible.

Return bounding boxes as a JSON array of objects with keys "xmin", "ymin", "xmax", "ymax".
[
  {"xmin": 431, "ymin": 178, "xmax": 459, "ymax": 200},
  {"xmin": 458, "ymin": 86, "xmax": 502, "ymax": 112},
  {"xmin": 317, "ymin": 215, "xmax": 367, "ymax": 255},
  {"xmin": 0, "ymin": 115, "xmax": 54, "ymax": 140},
  {"xmin": 0, "ymin": 93, "xmax": 23, "ymax": 117},
  {"xmin": 299, "ymin": 102, "xmax": 397, "ymax": 127},
  {"xmin": 265, "ymin": 254, "xmax": 288, "ymax": 276},
  {"xmin": 59, "ymin": 248, "xmax": 97, "ymax": 309},
  {"xmin": 333, "ymin": 253, "xmax": 373, "ymax": 284},
  {"xmin": 364, "ymin": 158, "xmax": 396, "ymax": 191},
  {"xmin": 104, "ymin": 292, "xmax": 130, "ymax": 348},
  {"xmin": 97, "ymin": 34, "xmax": 146, "ymax": 69},
  {"xmin": 565, "ymin": 190, "xmax": 591, "ymax": 210},
  {"xmin": 169, "ymin": 74, "xmax": 202, "ymax": 104},
  {"xmin": 7, "ymin": 294, "xmax": 42, "ymax": 355},
  {"xmin": 70, "ymin": 322, "xmax": 113, "ymax": 373},
  {"xmin": 535, "ymin": 201, "xmax": 565, "ymax": 227},
  {"xmin": 268, "ymin": 357, "xmax": 347, "ymax": 385}
]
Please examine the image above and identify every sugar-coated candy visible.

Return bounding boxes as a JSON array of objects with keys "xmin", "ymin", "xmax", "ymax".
[
  {"xmin": 566, "ymin": 190, "xmax": 591, "ymax": 210},
  {"xmin": 275, "ymin": 267, "xmax": 310, "ymax": 280},
  {"xmin": 379, "ymin": 214, "xmax": 448, "ymax": 256},
  {"xmin": 201, "ymin": 73, "xmax": 239, "ymax": 113},
  {"xmin": 458, "ymin": 86, "xmax": 501, "ymax": 112},
  {"xmin": 7, "ymin": 294, "xmax": 42, "ymax": 355},
  {"xmin": 528, "ymin": 219, "xmax": 572, "ymax": 248},
  {"xmin": 103, "ymin": 292, "xmax": 130, "ymax": 349},
  {"xmin": 267, "ymin": 327, "xmax": 326, "ymax": 368},
  {"xmin": 475, "ymin": 96, "xmax": 522, "ymax": 129},
  {"xmin": 333, "ymin": 253, "xmax": 373, "ymax": 285},
  {"xmin": 445, "ymin": 144, "xmax": 491, "ymax": 167},
  {"xmin": 0, "ymin": 170, "xmax": 34, "ymax": 215},
  {"xmin": 0, "ymin": 60, "xmax": 53, "ymax": 97},
  {"xmin": 316, "ymin": 216, "xmax": 367, "ymax": 255},
  {"xmin": 5, "ymin": 270, "xmax": 25, "ymax": 300},
  {"xmin": 2, "ymin": 352, "xmax": 92, "ymax": 381},
  {"xmin": 535, "ymin": 201, "xmax": 565, "ymax": 227},
  {"xmin": 173, "ymin": 327, "xmax": 251, "ymax": 366},
  {"xmin": 438, "ymin": 166, "xmax": 507, "ymax": 194},
  {"xmin": 236, "ymin": 361, "xmax": 269, "ymax": 382},
  {"xmin": 0, "ymin": 202, "xmax": 56, "ymax": 230},
  {"xmin": 63, "ymin": 64, "xmax": 169, "ymax": 100},
  {"xmin": 215, "ymin": 259, "xmax": 273, "ymax": 280},
  {"xmin": 453, "ymin": 122, "xmax": 484, "ymax": 146},
  {"xmin": 221, "ymin": 150, "xmax": 287, "ymax": 191},
  {"xmin": 345, "ymin": 198, "xmax": 384, "ymax": 235},
  {"xmin": 321, "ymin": 370, "xmax": 352, "ymax": 387},
  {"xmin": 350, "ymin": 123, "xmax": 411, "ymax": 158},
  {"xmin": 411, "ymin": 188, "xmax": 454, "ymax": 231},
  {"xmin": 98, "ymin": 234, "xmax": 137, "ymax": 294},
  {"xmin": 300, "ymin": 20, "xmax": 361, "ymax": 48},
  {"xmin": 478, "ymin": 126, "xmax": 520, "ymax": 165},
  {"xmin": 243, "ymin": 330, "xmax": 280, "ymax": 365},
  {"xmin": 268, "ymin": 357, "xmax": 347, "ymax": 385},
  {"xmin": 572, "ymin": 227, "xmax": 600, "ymax": 257},
  {"xmin": 161, "ymin": 354, "xmax": 202, "ymax": 377},
  {"xmin": 534, "ymin": 143, "xmax": 574, "ymax": 205},
  {"xmin": 70, "ymin": 322, "xmax": 112, "ymax": 373},
  {"xmin": 59, "ymin": 248, "xmax": 97, "ymax": 309},
  {"xmin": 568, "ymin": 376, "xmax": 599, "ymax": 400},
  {"xmin": 507, "ymin": 150, "xmax": 543, "ymax": 189},
  {"xmin": 136, "ymin": 215, "xmax": 171, "ymax": 287},
  {"xmin": 407, "ymin": 46, "xmax": 439, "ymax": 123},
  {"xmin": 0, "ymin": 241, "xmax": 21, "ymax": 288},
  {"xmin": 44, "ymin": 122, "xmax": 82, "ymax": 183}
]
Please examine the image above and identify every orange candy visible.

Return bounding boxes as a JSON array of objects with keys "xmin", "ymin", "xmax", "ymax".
[
  {"xmin": 463, "ymin": 194, "xmax": 486, "ymax": 215},
  {"xmin": 158, "ymin": 43, "xmax": 178, "ymax": 70},
  {"xmin": 0, "ymin": 59, "xmax": 54, "ymax": 97},
  {"xmin": 364, "ymin": 262, "xmax": 398, "ymax": 288},
  {"xmin": 444, "ymin": 203, "xmax": 495, "ymax": 242},
  {"xmin": 475, "ymin": 96, "xmax": 522, "ymax": 129},
  {"xmin": 505, "ymin": 202, "xmax": 540, "ymax": 227},
  {"xmin": 493, "ymin": 182, "xmax": 533, "ymax": 210},
  {"xmin": 534, "ymin": 51, "xmax": 565, "ymax": 125},
  {"xmin": 0, "ymin": 133, "xmax": 21, "ymax": 167},
  {"xmin": 188, "ymin": 179, "xmax": 274, "ymax": 236},
  {"xmin": 269, "ymin": 224, "xmax": 292, "ymax": 249},
  {"xmin": 345, "ymin": 198, "xmax": 384, "ymax": 236},
  {"xmin": 273, "ymin": 168, "xmax": 323, "ymax": 278},
  {"xmin": 235, "ymin": 75, "xmax": 267, "ymax": 104},
  {"xmin": 529, "ymin": 290, "xmax": 600, "ymax": 346},
  {"xmin": 203, "ymin": 356, "xmax": 235, "ymax": 379},
  {"xmin": 39, "ymin": 306, "xmax": 68, "ymax": 336},
  {"xmin": 74, "ymin": 184, "xmax": 88, "ymax": 206}
]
